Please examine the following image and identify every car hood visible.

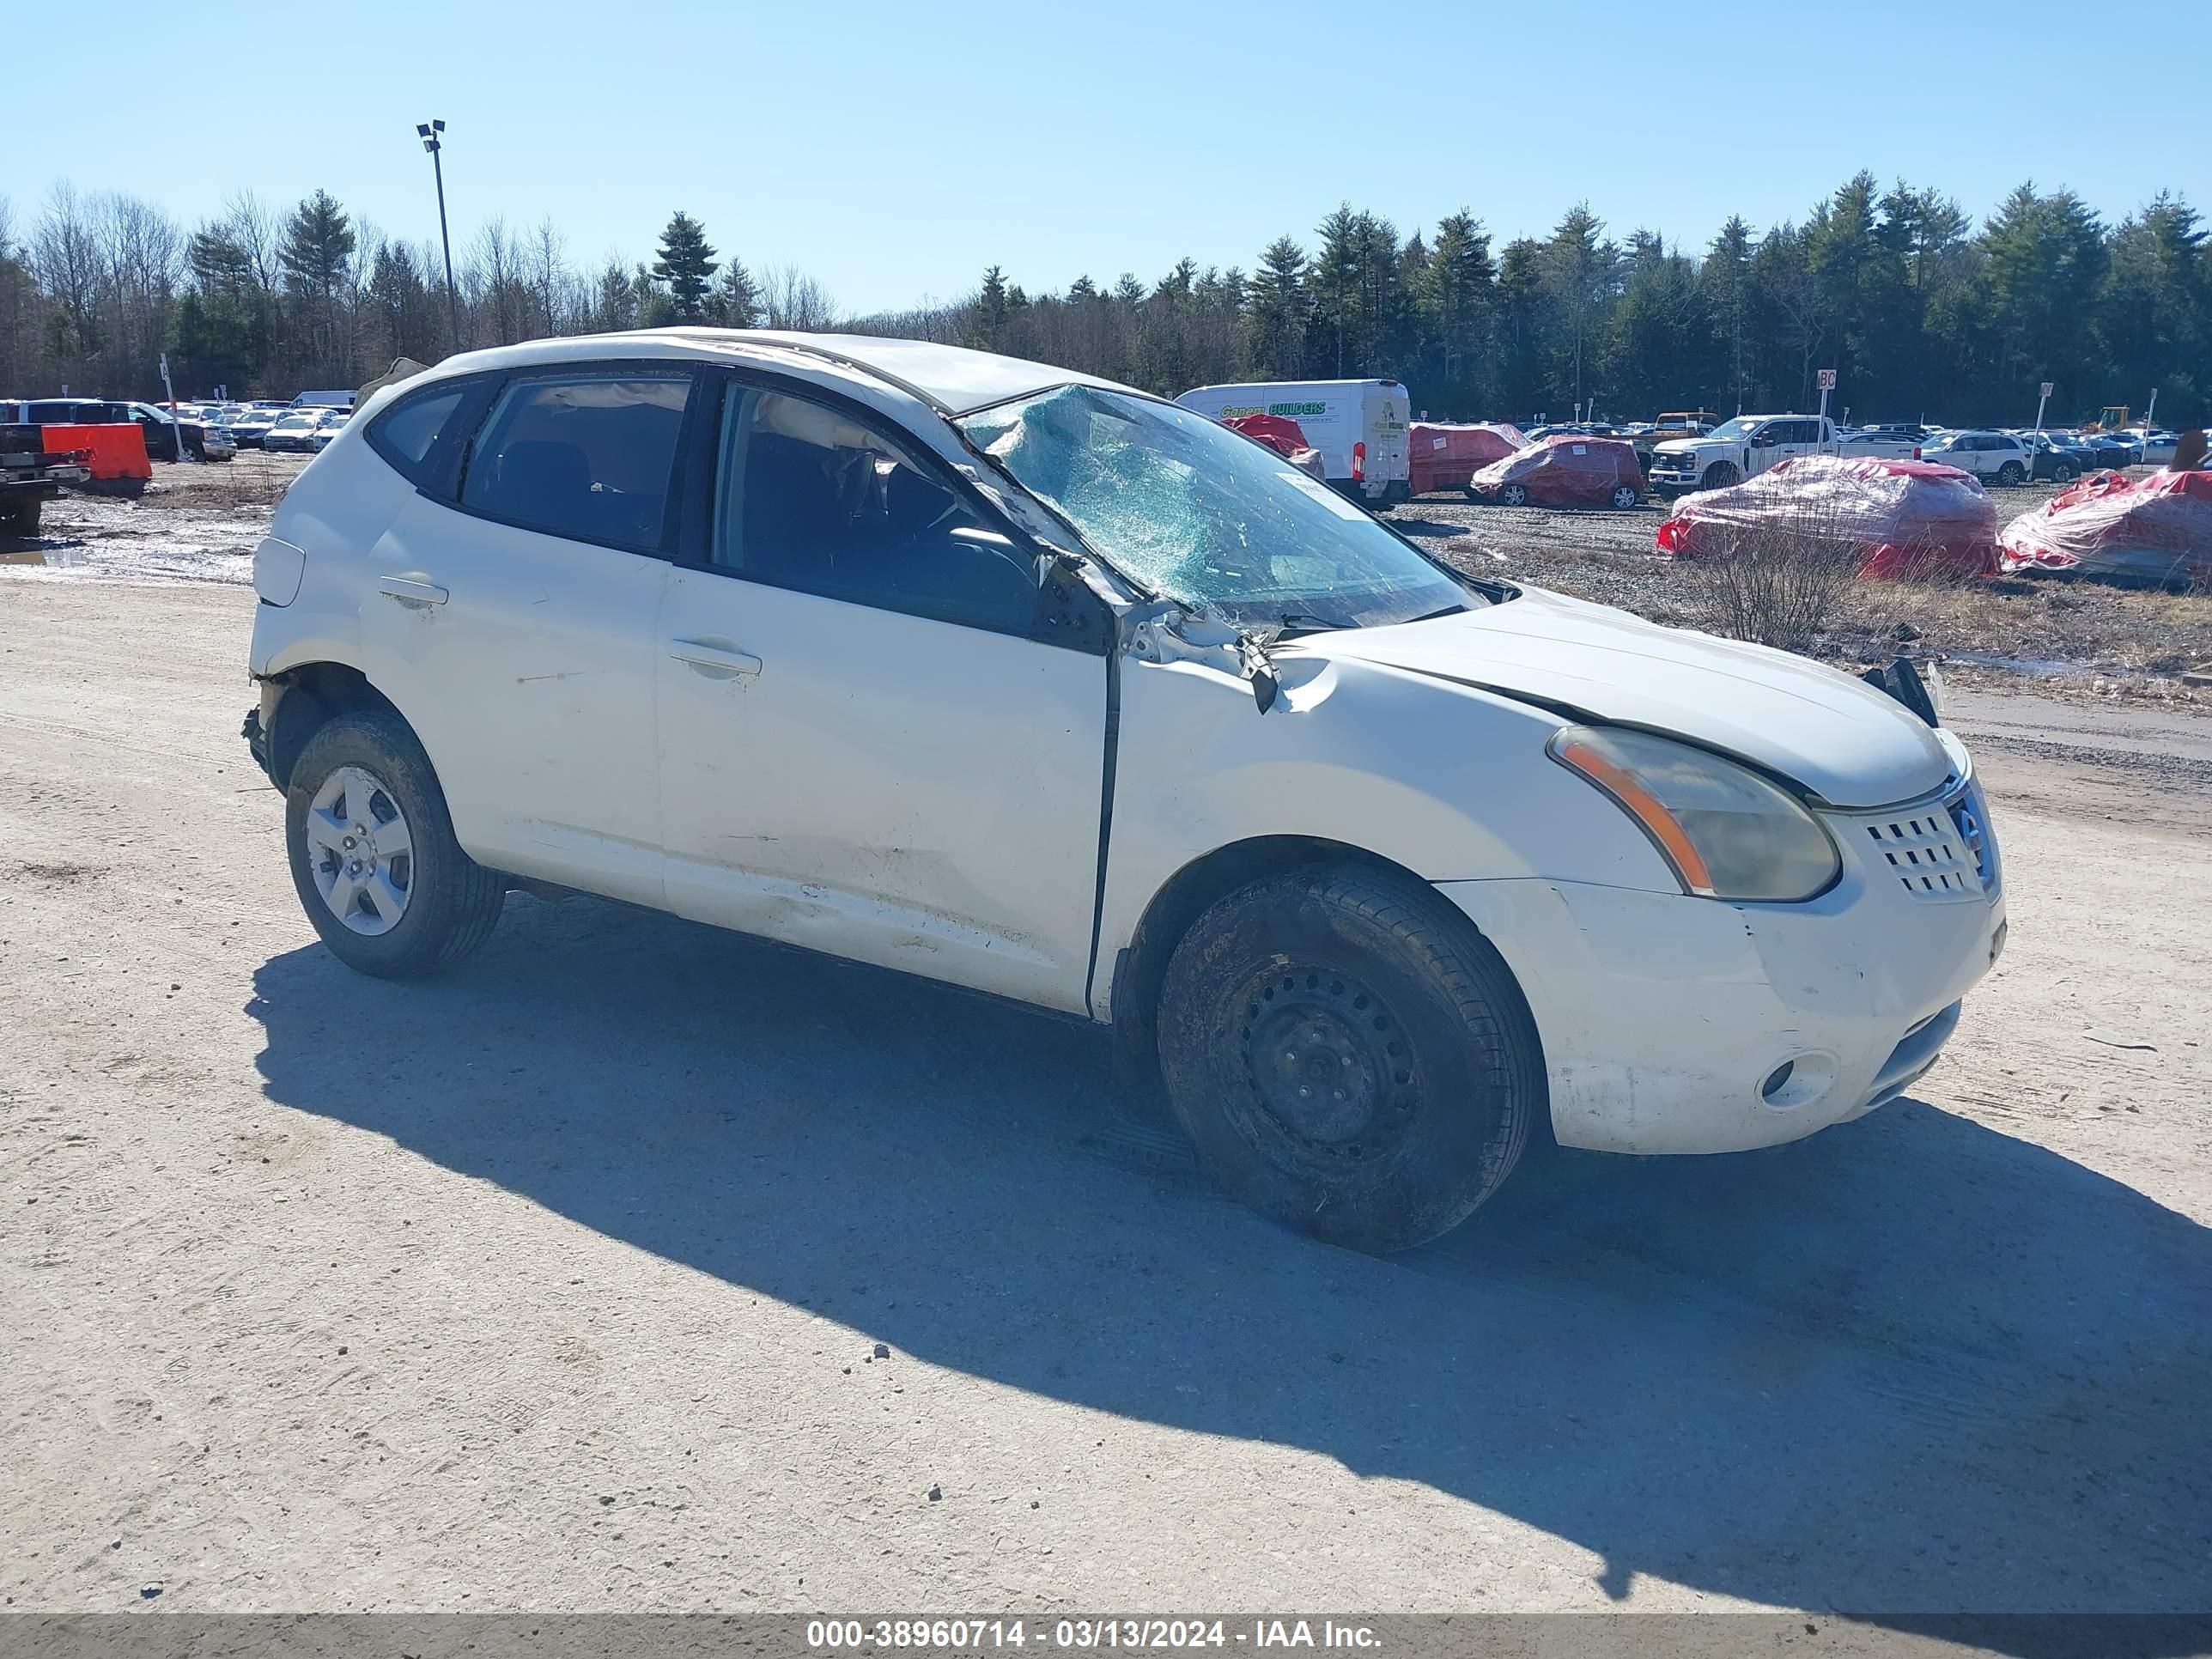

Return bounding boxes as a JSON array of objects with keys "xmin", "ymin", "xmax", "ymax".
[
  {"xmin": 1650, "ymin": 438, "xmax": 1711, "ymax": 455},
  {"xmin": 1297, "ymin": 586, "xmax": 1954, "ymax": 808}
]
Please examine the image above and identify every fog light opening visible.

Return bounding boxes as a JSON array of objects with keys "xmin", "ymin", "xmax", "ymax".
[{"xmin": 1757, "ymin": 1052, "xmax": 1838, "ymax": 1112}]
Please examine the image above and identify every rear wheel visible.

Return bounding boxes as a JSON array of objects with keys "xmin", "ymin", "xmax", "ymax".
[
  {"xmin": 284, "ymin": 711, "xmax": 507, "ymax": 979},
  {"xmin": 1157, "ymin": 866, "xmax": 1542, "ymax": 1254},
  {"xmin": 1609, "ymin": 483, "xmax": 1641, "ymax": 509},
  {"xmin": 1996, "ymin": 460, "xmax": 2026, "ymax": 486},
  {"xmin": 1500, "ymin": 482, "xmax": 1530, "ymax": 507},
  {"xmin": 1699, "ymin": 461, "xmax": 1741, "ymax": 489}
]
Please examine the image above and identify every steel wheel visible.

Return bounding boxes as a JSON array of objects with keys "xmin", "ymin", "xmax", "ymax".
[
  {"xmin": 301, "ymin": 763, "xmax": 413, "ymax": 935},
  {"xmin": 1236, "ymin": 967, "xmax": 1422, "ymax": 1174}
]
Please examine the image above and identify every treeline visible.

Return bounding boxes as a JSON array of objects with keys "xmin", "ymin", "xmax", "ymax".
[{"xmin": 3, "ymin": 173, "xmax": 2206, "ymax": 427}]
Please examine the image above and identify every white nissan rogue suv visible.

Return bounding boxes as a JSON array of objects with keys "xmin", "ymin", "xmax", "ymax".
[{"xmin": 244, "ymin": 329, "xmax": 2006, "ymax": 1252}]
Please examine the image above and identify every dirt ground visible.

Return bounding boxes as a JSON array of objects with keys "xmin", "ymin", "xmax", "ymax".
[{"xmin": 1, "ymin": 479, "xmax": 2209, "ymax": 1627}]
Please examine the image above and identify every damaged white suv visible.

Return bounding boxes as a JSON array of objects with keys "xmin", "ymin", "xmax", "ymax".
[{"xmin": 245, "ymin": 331, "xmax": 2006, "ymax": 1252}]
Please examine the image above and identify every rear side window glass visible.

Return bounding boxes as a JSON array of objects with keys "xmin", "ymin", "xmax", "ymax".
[
  {"xmin": 368, "ymin": 387, "xmax": 465, "ymax": 485},
  {"xmin": 461, "ymin": 373, "xmax": 690, "ymax": 552}
]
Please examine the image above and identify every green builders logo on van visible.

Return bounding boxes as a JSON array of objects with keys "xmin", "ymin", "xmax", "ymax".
[{"xmin": 1218, "ymin": 400, "xmax": 1329, "ymax": 420}]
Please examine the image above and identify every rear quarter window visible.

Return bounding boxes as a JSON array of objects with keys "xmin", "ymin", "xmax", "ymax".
[{"xmin": 366, "ymin": 385, "xmax": 471, "ymax": 491}]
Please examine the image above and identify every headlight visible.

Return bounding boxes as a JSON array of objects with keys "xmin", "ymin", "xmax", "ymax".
[{"xmin": 1548, "ymin": 726, "xmax": 1841, "ymax": 902}]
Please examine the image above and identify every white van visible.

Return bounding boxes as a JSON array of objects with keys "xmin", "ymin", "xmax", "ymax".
[{"xmin": 1176, "ymin": 379, "xmax": 1412, "ymax": 501}]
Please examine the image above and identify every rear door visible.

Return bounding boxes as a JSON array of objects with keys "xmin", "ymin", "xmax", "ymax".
[
  {"xmin": 653, "ymin": 373, "xmax": 1111, "ymax": 1011},
  {"xmin": 356, "ymin": 364, "xmax": 696, "ymax": 904}
]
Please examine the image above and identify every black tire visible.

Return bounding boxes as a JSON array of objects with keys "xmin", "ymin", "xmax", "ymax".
[
  {"xmin": 0, "ymin": 495, "xmax": 41, "ymax": 537},
  {"xmin": 283, "ymin": 710, "xmax": 507, "ymax": 979},
  {"xmin": 1700, "ymin": 461, "xmax": 1741, "ymax": 489},
  {"xmin": 2051, "ymin": 463, "xmax": 2076, "ymax": 484},
  {"xmin": 1610, "ymin": 483, "xmax": 1641, "ymax": 509},
  {"xmin": 1500, "ymin": 482, "xmax": 1529, "ymax": 507},
  {"xmin": 1997, "ymin": 460, "xmax": 2025, "ymax": 486},
  {"xmin": 1156, "ymin": 866, "xmax": 1543, "ymax": 1254}
]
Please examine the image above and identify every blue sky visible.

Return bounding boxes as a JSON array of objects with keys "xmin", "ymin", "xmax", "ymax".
[{"xmin": 19, "ymin": 3, "xmax": 2207, "ymax": 313}]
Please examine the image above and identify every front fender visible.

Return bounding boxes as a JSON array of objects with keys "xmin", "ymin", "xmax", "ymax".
[{"xmin": 1092, "ymin": 650, "xmax": 1678, "ymax": 1018}]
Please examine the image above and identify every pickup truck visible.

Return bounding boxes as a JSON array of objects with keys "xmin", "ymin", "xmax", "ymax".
[
  {"xmin": 0, "ymin": 422, "xmax": 91, "ymax": 538},
  {"xmin": 1646, "ymin": 415, "xmax": 1919, "ymax": 496}
]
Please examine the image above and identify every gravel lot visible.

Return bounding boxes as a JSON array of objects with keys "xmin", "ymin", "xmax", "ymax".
[{"xmin": 2, "ymin": 469, "xmax": 2209, "ymax": 1626}]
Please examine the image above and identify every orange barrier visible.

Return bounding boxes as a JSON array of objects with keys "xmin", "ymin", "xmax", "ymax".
[{"xmin": 40, "ymin": 423, "xmax": 150, "ymax": 483}]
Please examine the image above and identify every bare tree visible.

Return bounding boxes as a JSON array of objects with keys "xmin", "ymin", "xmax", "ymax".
[{"xmin": 760, "ymin": 264, "xmax": 836, "ymax": 331}]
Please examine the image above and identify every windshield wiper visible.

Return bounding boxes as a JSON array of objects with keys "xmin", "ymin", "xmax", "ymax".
[
  {"xmin": 1401, "ymin": 604, "xmax": 1470, "ymax": 624},
  {"xmin": 1270, "ymin": 611, "xmax": 1346, "ymax": 638}
]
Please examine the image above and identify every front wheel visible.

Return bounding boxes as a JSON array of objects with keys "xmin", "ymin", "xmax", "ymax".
[
  {"xmin": 1699, "ymin": 461, "xmax": 1741, "ymax": 489},
  {"xmin": 284, "ymin": 711, "xmax": 507, "ymax": 978},
  {"xmin": 1500, "ymin": 482, "xmax": 1530, "ymax": 507},
  {"xmin": 1610, "ymin": 483, "xmax": 1641, "ymax": 509},
  {"xmin": 1157, "ymin": 866, "xmax": 1543, "ymax": 1254},
  {"xmin": 2051, "ymin": 463, "xmax": 2076, "ymax": 484},
  {"xmin": 1996, "ymin": 461, "xmax": 2026, "ymax": 486}
]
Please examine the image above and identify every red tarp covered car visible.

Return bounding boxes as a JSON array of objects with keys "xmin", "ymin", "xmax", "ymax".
[
  {"xmin": 1468, "ymin": 434, "xmax": 1644, "ymax": 509},
  {"xmin": 1224, "ymin": 412, "xmax": 1328, "ymax": 481},
  {"xmin": 1653, "ymin": 454, "xmax": 1997, "ymax": 578},
  {"xmin": 1407, "ymin": 422, "xmax": 1525, "ymax": 495},
  {"xmin": 1997, "ymin": 466, "xmax": 2212, "ymax": 585}
]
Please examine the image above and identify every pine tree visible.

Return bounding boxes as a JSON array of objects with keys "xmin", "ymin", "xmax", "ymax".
[
  {"xmin": 711, "ymin": 259, "xmax": 761, "ymax": 327},
  {"xmin": 651, "ymin": 211, "xmax": 719, "ymax": 322},
  {"xmin": 1244, "ymin": 234, "xmax": 1310, "ymax": 379}
]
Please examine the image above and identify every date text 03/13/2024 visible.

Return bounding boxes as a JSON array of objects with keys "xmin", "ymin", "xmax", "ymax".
[{"xmin": 806, "ymin": 1619, "xmax": 1382, "ymax": 1650}]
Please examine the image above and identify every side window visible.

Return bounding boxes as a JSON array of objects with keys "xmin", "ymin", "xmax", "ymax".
[
  {"xmin": 459, "ymin": 372, "xmax": 690, "ymax": 552},
  {"xmin": 711, "ymin": 383, "xmax": 1040, "ymax": 634},
  {"xmin": 1786, "ymin": 421, "xmax": 1820, "ymax": 445},
  {"xmin": 368, "ymin": 386, "xmax": 467, "ymax": 489}
]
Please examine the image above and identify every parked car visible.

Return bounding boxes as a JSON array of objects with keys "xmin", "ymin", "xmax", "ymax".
[
  {"xmin": 2000, "ymin": 467, "xmax": 2212, "ymax": 585},
  {"xmin": 2020, "ymin": 432, "xmax": 2093, "ymax": 483},
  {"xmin": 263, "ymin": 410, "xmax": 331, "ymax": 453},
  {"xmin": 292, "ymin": 389, "xmax": 356, "ymax": 411},
  {"xmin": 1407, "ymin": 421, "xmax": 1523, "ymax": 496},
  {"xmin": 2081, "ymin": 431, "xmax": 2142, "ymax": 468},
  {"xmin": 1916, "ymin": 428, "xmax": 2031, "ymax": 485},
  {"xmin": 1647, "ymin": 415, "xmax": 1918, "ymax": 495},
  {"xmin": 1857, "ymin": 422, "xmax": 1934, "ymax": 443},
  {"xmin": 307, "ymin": 408, "xmax": 355, "ymax": 452},
  {"xmin": 241, "ymin": 331, "xmax": 2004, "ymax": 1254},
  {"xmin": 1468, "ymin": 434, "xmax": 1645, "ymax": 508},
  {"xmin": 1176, "ymin": 379, "xmax": 1413, "ymax": 502},
  {"xmin": 227, "ymin": 409, "xmax": 284, "ymax": 449},
  {"xmin": 2132, "ymin": 429, "xmax": 2180, "ymax": 465},
  {"xmin": 1655, "ymin": 456, "xmax": 1997, "ymax": 579}
]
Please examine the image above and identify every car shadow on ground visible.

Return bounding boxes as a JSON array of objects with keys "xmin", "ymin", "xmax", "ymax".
[{"xmin": 249, "ymin": 893, "xmax": 2210, "ymax": 1639}]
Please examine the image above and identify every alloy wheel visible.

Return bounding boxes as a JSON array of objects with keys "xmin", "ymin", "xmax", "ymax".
[{"xmin": 302, "ymin": 764, "xmax": 414, "ymax": 935}]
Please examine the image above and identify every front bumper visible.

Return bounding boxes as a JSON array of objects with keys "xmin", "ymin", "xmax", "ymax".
[{"xmin": 1438, "ymin": 791, "xmax": 2003, "ymax": 1154}]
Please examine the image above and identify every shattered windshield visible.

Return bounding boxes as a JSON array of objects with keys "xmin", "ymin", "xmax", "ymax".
[{"xmin": 957, "ymin": 386, "xmax": 1476, "ymax": 632}]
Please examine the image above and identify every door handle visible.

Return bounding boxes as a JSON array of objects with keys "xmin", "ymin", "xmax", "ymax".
[
  {"xmin": 670, "ymin": 640, "xmax": 763, "ymax": 678},
  {"xmin": 379, "ymin": 576, "xmax": 448, "ymax": 607}
]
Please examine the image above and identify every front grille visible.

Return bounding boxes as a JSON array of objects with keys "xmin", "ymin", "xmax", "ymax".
[{"xmin": 1858, "ymin": 797, "xmax": 1984, "ymax": 902}]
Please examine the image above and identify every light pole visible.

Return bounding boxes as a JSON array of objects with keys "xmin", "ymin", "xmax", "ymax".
[{"xmin": 416, "ymin": 120, "xmax": 459, "ymax": 352}]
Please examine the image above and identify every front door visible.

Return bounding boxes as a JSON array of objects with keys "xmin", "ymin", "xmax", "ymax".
[{"xmin": 654, "ymin": 377, "xmax": 1110, "ymax": 1012}]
